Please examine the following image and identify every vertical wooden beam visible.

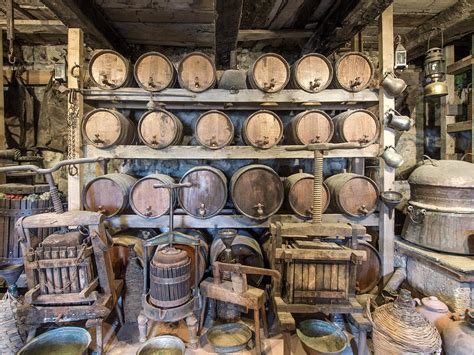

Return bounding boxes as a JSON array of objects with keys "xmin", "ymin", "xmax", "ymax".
[
  {"xmin": 0, "ymin": 30, "xmax": 5, "ymax": 184},
  {"xmin": 471, "ymin": 34, "xmax": 474, "ymax": 161},
  {"xmin": 67, "ymin": 28, "xmax": 84, "ymax": 210},
  {"xmin": 440, "ymin": 45, "xmax": 456, "ymax": 159},
  {"xmin": 351, "ymin": 32, "xmax": 365, "ymax": 175},
  {"xmin": 215, "ymin": 0, "xmax": 244, "ymax": 69},
  {"xmin": 378, "ymin": 4, "xmax": 395, "ymax": 280}
]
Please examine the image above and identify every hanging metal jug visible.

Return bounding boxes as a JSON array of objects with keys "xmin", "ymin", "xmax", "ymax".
[
  {"xmin": 380, "ymin": 72, "xmax": 407, "ymax": 98},
  {"xmin": 386, "ymin": 108, "xmax": 414, "ymax": 131},
  {"xmin": 381, "ymin": 146, "xmax": 404, "ymax": 168}
]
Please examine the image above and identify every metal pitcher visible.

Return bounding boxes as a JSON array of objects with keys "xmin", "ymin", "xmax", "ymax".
[
  {"xmin": 386, "ymin": 109, "xmax": 414, "ymax": 131},
  {"xmin": 380, "ymin": 72, "xmax": 407, "ymax": 97},
  {"xmin": 381, "ymin": 146, "xmax": 404, "ymax": 168}
]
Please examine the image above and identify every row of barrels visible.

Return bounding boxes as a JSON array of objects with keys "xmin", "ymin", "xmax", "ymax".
[
  {"xmin": 83, "ymin": 167, "xmax": 379, "ymax": 220},
  {"xmin": 89, "ymin": 50, "xmax": 375, "ymax": 93},
  {"xmin": 82, "ymin": 108, "xmax": 380, "ymax": 150}
]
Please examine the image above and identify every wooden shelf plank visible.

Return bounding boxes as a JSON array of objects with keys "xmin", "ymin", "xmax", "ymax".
[
  {"xmin": 82, "ymin": 88, "xmax": 379, "ymax": 110},
  {"xmin": 105, "ymin": 213, "xmax": 379, "ymax": 229},
  {"xmin": 84, "ymin": 144, "xmax": 380, "ymax": 160},
  {"xmin": 447, "ymin": 120, "xmax": 472, "ymax": 133},
  {"xmin": 447, "ymin": 55, "xmax": 473, "ymax": 75}
]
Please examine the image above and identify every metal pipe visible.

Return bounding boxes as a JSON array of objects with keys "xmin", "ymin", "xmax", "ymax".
[{"xmin": 0, "ymin": 157, "xmax": 104, "ymax": 174}]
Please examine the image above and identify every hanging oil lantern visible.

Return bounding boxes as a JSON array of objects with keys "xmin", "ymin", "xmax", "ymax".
[
  {"xmin": 394, "ymin": 35, "xmax": 407, "ymax": 70},
  {"xmin": 424, "ymin": 29, "xmax": 448, "ymax": 98}
]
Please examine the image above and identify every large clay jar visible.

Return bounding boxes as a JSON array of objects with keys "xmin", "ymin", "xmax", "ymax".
[
  {"xmin": 442, "ymin": 309, "xmax": 474, "ymax": 355},
  {"xmin": 416, "ymin": 296, "xmax": 452, "ymax": 334}
]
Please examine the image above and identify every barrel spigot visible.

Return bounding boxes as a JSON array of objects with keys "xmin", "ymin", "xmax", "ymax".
[
  {"xmin": 263, "ymin": 78, "xmax": 276, "ymax": 90},
  {"xmin": 194, "ymin": 76, "xmax": 200, "ymax": 88},
  {"xmin": 254, "ymin": 203, "xmax": 265, "ymax": 216},
  {"xmin": 151, "ymin": 135, "xmax": 159, "ymax": 146},
  {"xmin": 93, "ymin": 133, "xmax": 104, "ymax": 144},
  {"xmin": 309, "ymin": 78, "xmax": 321, "ymax": 91},
  {"xmin": 358, "ymin": 134, "xmax": 369, "ymax": 144},
  {"xmin": 209, "ymin": 136, "xmax": 217, "ymax": 147},
  {"xmin": 199, "ymin": 203, "xmax": 206, "ymax": 217},
  {"xmin": 350, "ymin": 76, "xmax": 362, "ymax": 89},
  {"xmin": 256, "ymin": 136, "xmax": 269, "ymax": 147},
  {"xmin": 148, "ymin": 76, "xmax": 157, "ymax": 88},
  {"xmin": 145, "ymin": 206, "xmax": 153, "ymax": 217},
  {"xmin": 358, "ymin": 205, "xmax": 369, "ymax": 215},
  {"xmin": 97, "ymin": 205, "xmax": 107, "ymax": 215}
]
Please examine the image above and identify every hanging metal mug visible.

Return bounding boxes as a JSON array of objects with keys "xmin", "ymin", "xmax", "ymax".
[
  {"xmin": 381, "ymin": 146, "xmax": 404, "ymax": 168},
  {"xmin": 380, "ymin": 72, "xmax": 407, "ymax": 97},
  {"xmin": 386, "ymin": 108, "xmax": 414, "ymax": 131}
]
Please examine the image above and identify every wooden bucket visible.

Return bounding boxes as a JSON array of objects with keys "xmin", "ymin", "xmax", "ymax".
[
  {"xmin": 137, "ymin": 109, "xmax": 183, "ymax": 149},
  {"xmin": 285, "ymin": 172, "xmax": 330, "ymax": 218},
  {"xmin": 133, "ymin": 51, "xmax": 176, "ymax": 91},
  {"xmin": 83, "ymin": 173, "xmax": 137, "ymax": 216},
  {"xmin": 177, "ymin": 52, "xmax": 216, "ymax": 92},
  {"xmin": 332, "ymin": 109, "xmax": 380, "ymax": 144},
  {"xmin": 333, "ymin": 51, "xmax": 375, "ymax": 92},
  {"xmin": 231, "ymin": 164, "xmax": 284, "ymax": 220},
  {"xmin": 248, "ymin": 53, "xmax": 290, "ymax": 93},
  {"xmin": 325, "ymin": 173, "xmax": 379, "ymax": 217},
  {"xmin": 129, "ymin": 174, "xmax": 175, "ymax": 218},
  {"xmin": 82, "ymin": 108, "xmax": 136, "ymax": 148},
  {"xmin": 242, "ymin": 110, "xmax": 283, "ymax": 149},
  {"xmin": 290, "ymin": 53, "xmax": 333, "ymax": 92},
  {"xmin": 285, "ymin": 110, "xmax": 334, "ymax": 145},
  {"xmin": 178, "ymin": 166, "xmax": 228, "ymax": 219},
  {"xmin": 88, "ymin": 49, "xmax": 132, "ymax": 89},
  {"xmin": 195, "ymin": 110, "xmax": 234, "ymax": 149}
]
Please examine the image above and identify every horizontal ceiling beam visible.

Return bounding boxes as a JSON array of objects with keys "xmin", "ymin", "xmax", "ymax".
[
  {"xmin": 0, "ymin": 19, "xmax": 66, "ymax": 34},
  {"xmin": 237, "ymin": 29, "xmax": 312, "ymax": 42}
]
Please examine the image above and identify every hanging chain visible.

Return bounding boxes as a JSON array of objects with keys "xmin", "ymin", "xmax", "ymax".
[{"xmin": 67, "ymin": 64, "xmax": 82, "ymax": 176}]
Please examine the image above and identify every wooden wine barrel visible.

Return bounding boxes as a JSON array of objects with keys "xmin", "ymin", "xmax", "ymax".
[
  {"xmin": 290, "ymin": 53, "xmax": 333, "ymax": 92},
  {"xmin": 333, "ymin": 51, "xmax": 375, "ymax": 92},
  {"xmin": 248, "ymin": 53, "xmax": 290, "ymax": 93},
  {"xmin": 83, "ymin": 173, "xmax": 137, "ymax": 216},
  {"xmin": 178, "ymin": 166, "xmax": 227, "ymax": 219},
  {"xmin": 137, "ymin": 109, "xmax": 183, "ymax": 149},
  {"xmin": 231, "ymin": 165, "xmax": 284, "ymax": 220},
  {"xmin": 285, "ymin": 172, "xmax": 330, "ymax": 218},
  {"xmin": 285, "ymin": 110, "xmax": 334, "ymax": 145},
  {"xmin": 195, "ymin": 110, "xmax": 234, "ymax": 149},
  {"xmin": 242, "ymin": 110, "xmax": 283, "ymax": 149},
  {"xmin": 354, "ymin": 240, "xmax": 382, "ymax": 294},
  {"xmin": 177, "ymin": 52, "xmax": 216, "ymax": 92},
  {"xmin": 133, "ymin": 51, "xmax": 176, "ymax": 92},
  {"xmin": 129, "ymin": 174, "xmax": 175, "ymax": 218},
  {"xmin": 82, "ymin": 108, "xmax": 136, "ymax": 148},
  {"xmin": 88, "ymin": 49, "xmax": 132, "ymax": 89},
  {"xmin": 325, "ymin": 173, "xmax": 379, "ymax": 217},
  {"xmin": 332, "ymin": 109, "xmax": 380, "ymax": 144},
  {"xmin": 210, "ymin": 231, "xmax": 264, "ymax": 286}
]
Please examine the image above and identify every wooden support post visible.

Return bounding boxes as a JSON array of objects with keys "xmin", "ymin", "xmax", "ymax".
[
  {"xmin": 441, "ymin": 45, "xmax": 456, "ymax": 160},
  {"xmin": 471, "ymin": 34, "xmax": 474, "ymax": 161},
  {"xmin": 0, "ymin": 30, "xmax": 5, "ymax": 184},
  {"xmin": 67, "ymin": 28, "xmax": 84, "ymax": 210},
  {"xmin": 378, "ymin": 4, "xmax": 395, "ymax": 280}
]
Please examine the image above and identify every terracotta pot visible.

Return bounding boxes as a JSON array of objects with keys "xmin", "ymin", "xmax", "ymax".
[{"xmin": 416, "ymin": 296, "xmax": 452, "ymax": 333}]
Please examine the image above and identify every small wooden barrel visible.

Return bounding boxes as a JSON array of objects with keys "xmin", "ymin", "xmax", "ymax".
[
  {"xmin": 286, "ymin": 110, "xmax": 334, "ymax": 145},
  {"xmin": 231, "ymin": 165, "xmax": 284, "ymax": 220},
  {"xmin": 137, "ymin": 109, "xmax": 183, "ymax": 149},
  {"xmin": 332, "ymin": 109, "xmax": 380, "ymax": 144},
  {"xmin": 248, "ymin": 53, "xmax": 290, "ymax": 93},
  {"xmin": 285, "ymin": 172, "xmax": 330, "ymax": 218},
  {"xmin": 354, "ymin": 240, "xmax": 382, "ymax": 294},
  {"xmin": 133, "ymin": 51, "xmax": 176, "ymax": 92},
  {"xmin": 195, "ymin": 110, "xmax": 234, "ymax": 149},
  {"xmin": 178, "ymin": 166, "xmax": 227, "ymax": 219},
  {"xmin": 290, "ymin": 53, "xmax": 333, "ymax": 92},
  {"xmin": 242, "ymin": 110, "xmax": 283, "ymax": 149},
  {"xmin": 129, "ymin": 174, "xmax": 175, "ymax": 218},
  {"xmin": 83, "ymin": 173, "xmax": 137, "ymax": 216},
  {"xmin": 177, "ymin": 52, "xmax": 216, "ymax": 92},
  {"xmin": 325, "ymin": 173, "xmax": 379, "ymax": 217},
  {"xmin": 82, "ymin": 108, "xmax": 135, "ymax": 148},
  {"xmin": 88, "ymin": 50, "xmax": 132, "ymax": 89},
  {"xmin": 333, "ymin": 51, "xmax": 375, "ymax": 92}
]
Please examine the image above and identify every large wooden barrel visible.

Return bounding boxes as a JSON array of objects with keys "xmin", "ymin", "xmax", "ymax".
[
  {"xmin": 133, "ymin": 51, "xmax": 176, "ymax": 92},
  {"xmin": 325, "ymin": 173, "xmax": 379, "ymax": 217},
  {"xmin": 248, "ymin": 53, "xmax": 290, "ymax": 93},
  {"xmin": 285, "ymin": 110, "xmax": 334, "ymax": 145},
  {"xmin": 177, "ymin": 52, "xmax": 216, "ymax": 92},
  {"xmin": 178, "ymin": 166, "xmax": 227, "ymax": 219},
  {"xmin": 210, "ymin": 230, "xmax": 264, "ymax": 286},
  {"xmin": 333, "ymin": 51, "xmax": 375, "ymax": 92},
  {"xmin": 137, "ymin": 109, "xmax": 183, "ymax": 149},
  {"xmin": 353, "ymin": 240, "xmax": 382, "ymax": 294},
  {"xmin": 129, "ymin": 174, "xmax": 175, "ymax": 218},
  {"xmin": 88, "ymin": 50, "xmax": 132, "ymax": 89},
  {"xmin": 242, "ymin": 110, "xmax": 283, "ymax": 149},
  {"xmin": 82, "ymin": 108, "xmax": 136, "ymax": 148},
  {"xmin": 290, "ymin": 53, "xmax": 333, "ymax": 92},
  {"xmin": 231, "ymin": 165, "xmax": 284, "ymax": 220},
  {"xmin": 285, "ymin": 172, "xmax": 330, "ymax": 218},
  {"xmin": 332, "ymin": 109, "xmax": 380, "ymax": 144},
  {"xmin": 83, "ymin": 173, "xmax": 137, "ymax": 216},
  {"xmin": 195, "ymin": 110, "xmax": 234, "ymax": 149}
]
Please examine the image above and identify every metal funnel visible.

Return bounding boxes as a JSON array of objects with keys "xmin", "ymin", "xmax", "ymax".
[
  {"xmin": 0, "ymin": 258, "xmax": 24, "ymax": 286},
  {"xmin": 380, "ymin": 190, "xmax": 403, "ymax": 218},
  {"xmin": 218, "ymin": 229, "xmax": 237, "ymax": 249}
]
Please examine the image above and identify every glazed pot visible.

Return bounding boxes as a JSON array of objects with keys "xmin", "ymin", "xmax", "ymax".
[
  {"xmin": 442, "ymin": 309, "xmax": 474, "ymax": 355},
  {"xmin": 416, "ymin": 296, "xmax": 452, "ymax": 333}
]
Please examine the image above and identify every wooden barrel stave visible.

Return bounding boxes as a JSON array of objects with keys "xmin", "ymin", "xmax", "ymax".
[
  {"xmin": 332, "ymin": 109, "xmax": 380, "ymax": 144},
  {"xmin": 286, "ymin": 110, "xmax": 334, "ymax": 145},
  {"xmin": 353, "ymin": 240, "xmax": 382, "ymax": 294},
  {"xmin": 195, "ymin": 110, "xmax": 234, "ymax": 149},
  {"xmin": 177, "ymin": 52, "xmax": 216, "ymax": 92},
  {"xmin": 88, "ymin": 50, "xmax": 132, "ymax": 89},
  {"xmin": 242, "ymin": 110, "xmax": 283, "ymax": 149},
  {"xmin": 285, "ymin": 172, "xmax": 330, "ymax": 218},
  {"xmin": 332, "ymin": 51, "xmax": 374, "ymax": 92},
  {"xmin": 290, "ymin": 53, "xmax": 333, "ymax": 92},
  {"xmin": 138, "ymin": 109, "xmax": 183, "ymax": 149},
  {"xmin": 248, "ymin": 53, "xmax": 290, "ymax": 93},
  {"xmin": 129, "ymin": 174, "xmax": 175, "ymax": 218},
  {"xmin": 134, "ymin": 51, "xmax": 176, "ymax": 91}
]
